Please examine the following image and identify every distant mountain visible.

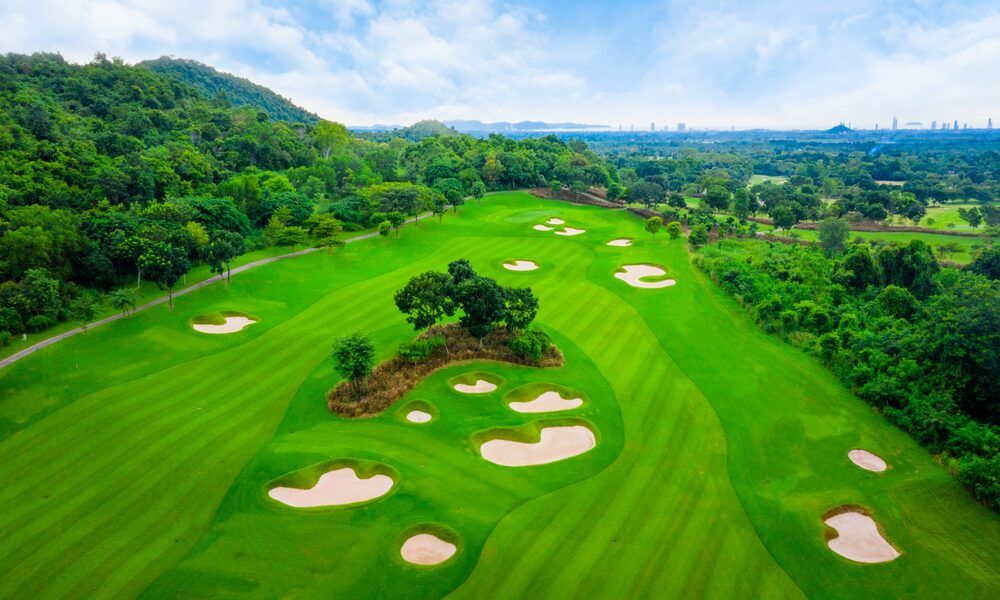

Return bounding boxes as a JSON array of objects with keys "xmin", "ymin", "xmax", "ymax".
[
  {"xmin": 443, "ymin": 119, "xmax": 611, "ymax": 132},
  {"xmin": 139, "ymin": 57, "xmax": 319, "ymax": 124},
  {"xmin": 826, "ymin": 124, "xmax": 854, "ymax": 134}
]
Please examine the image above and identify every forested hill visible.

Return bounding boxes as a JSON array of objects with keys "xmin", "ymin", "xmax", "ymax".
[
  {"xmin": 0, "ymin": 52, "xmax": 613, "ymax": 346},
  {"xmin": 140, "ymin": 56, "xmax": 319, "ymax": 124}
]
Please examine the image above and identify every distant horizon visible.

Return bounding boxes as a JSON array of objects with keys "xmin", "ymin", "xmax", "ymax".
[{"xmin": 2, "ymin": 1, "xmax": 998, "ymax": 128}]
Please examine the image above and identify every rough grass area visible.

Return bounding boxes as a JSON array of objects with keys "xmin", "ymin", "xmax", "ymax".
[{"xmin": 327, "ymin": 324, "xmax": 563, "ymax": 417}]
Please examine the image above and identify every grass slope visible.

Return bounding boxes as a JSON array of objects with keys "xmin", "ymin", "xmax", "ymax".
[{"xmin": 0, "ymin": 193, "xmax": 996, "ymax": 598}]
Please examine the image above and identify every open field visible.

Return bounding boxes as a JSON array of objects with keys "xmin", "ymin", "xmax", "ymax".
[
  {"xmin": 782, "ymin": 228, "xmax": 982, "ymax": 262},
  {"xmin": 750, "ymin": 174, "xmax": 789, "ymax": 185},
  {"xmin": 0, "ymin": 192, "xmax": 997, "ymax": 598},
  {"xmin": 887, "ymin": 202, "xmax": 995, "ymax": 231}
]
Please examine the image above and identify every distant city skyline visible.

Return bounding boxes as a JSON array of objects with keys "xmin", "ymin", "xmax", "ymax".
[{"xmin": 1, "ymin": 0, "xmax": 998, "ymax": 128}]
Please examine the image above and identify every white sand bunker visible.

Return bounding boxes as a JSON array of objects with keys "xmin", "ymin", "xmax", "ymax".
[
  {"xmin": 454, "ymin": 380, "xmax": 497, "ymax": 394},
  {"xmin": 607, "ymin": 238, "xmax": 632, "ymax": 247},
  {"xmin": 533, "ymin": 224, "xmax": 554, "ymax": 231},
  {"xmin": 480, "ymin": 425, "xmax": 596, "ymax": 466},
  {"xmin": 400, "ymin": 533, "xmax": 457, "ymax": 565},
  {"xmin": 546, "ymin": 218, "xmax": 565, "ymax": 225},
  {"xmin": 503, "ymin": 260, "xmax": 539, "ymax": 271},
  {"xmin": 268, "ymin": 467, "xmax": 393, "ymax": 508},
  {"xmin": 509, "ymin": 391, "xmax": 583, "ymax": 413},
  {"xmin": 555, "ymin": 227, "xmax": 586, "ymax": 236},
  {"xmin": 192, "ymin": 316, "xmax": 257, "ymax": 334},
  {"xmin": 825, "ymin": 510, "xmax": 900, "ymax": 563},
  {"xmin": 848, "ymin": 449, "xmax": 887, "ymax": 472},
  {"xmin": 615, "ymin": 264, "xmax": 676, "ymax": 289},
  {"xmin": 406, "ymin": 410, "xmax": 433, "ymax": 423}
]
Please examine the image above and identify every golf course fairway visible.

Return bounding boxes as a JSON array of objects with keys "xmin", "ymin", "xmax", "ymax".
[{"xmin": 0, "ymin": 192, "xmax": 997, "ymax": 599}]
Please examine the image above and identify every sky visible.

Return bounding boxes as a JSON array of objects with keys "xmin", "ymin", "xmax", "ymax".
[{"xmin": 2, "ymin": 0, "xmax": 998, "ymax": 129}]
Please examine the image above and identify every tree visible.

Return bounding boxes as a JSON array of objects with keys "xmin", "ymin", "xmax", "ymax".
[
  {"xmin": 109, "ymin": 287, "xmax": 140, "ymax": 319},
  {"xmin": 667, "ymin": 192, "xmax": 687, "ymax": 209},
  {"xmin": 378, "ymin": 220, "xmax": 392, "ymax": 237},
  {"xmin": 206, "ymin": 231, "xmax": 245, "ymax": 283},
  {"xmin": 70, "ymin": 294, "xmax": 98, "ymax": 329},
  {"xmin": 569, "ymin": 180, "xmax": 587, "ymax": 199},
  {"xmin": 876, "ymin": 240, "xmax": 939, "ymax": 299},
  {"xmin": 704, "ymin": 184, "xmax": 731, "ymax": 212},
  {"xmin": 689, "ymin": 224, "xmax": 708, "ymax": 248},
  {"xmin": 394, "ymin": 271, "xmax": 456, "ymax": 334},
  {"xmin": 817, "ymin": 217, "xmax": 850, "ymax": 257},
  {"xmin": 731, "ymin": 188, "xmax": 755, "ymax": 220},
  {"xmin": 263, "ymin": 213, "xmax": 287, "ymax": 245},
  {"xmin": 549, "ymin": 180, "xmax": 562, "ymax": 196},
  {"xmin": 667, "ymin": 221, "xmax": 683, "ymax": 239},
  {"xmin": 183, "ymin": 221, "xmax": 209, "ymax": 258},
  {"xmin": 471, "ymin": 181, "xmax": 486, "ymax": 203},
  {"xmin": 138, "ymin": 241, "xmax": 190, "ymax": 309},
  {"xmin": 630, "ymin": 181, "xmax": 664, "ymax": 210},
  {"xmin": 770, "ymin": 204, "xmax": 797, "ymax": 230},
  {"xmin": 835, "ymin": 244, "xmax": 880, "ymax": 291},
  {"xmin": 386, "ymin": 211, "xmax": 406, "ymax": 236},
  {"xmin": 447, "ymin": 259, "xmax": 476, "ymax": 285},
  {"xmin": 982, "ymin": 205, "xmax": 1000, "ymax": 227},
  {"xmin": 314, "ymin": 120, "xmax": 349, "ymax": 159},
  {"xmin": 875, "ymin": 285, "xmax": 918, "ymax": 320},
  {"xmin": 936, "ymin": 241, "xmax": 963, "ymax": 262},
  {"xmin": 645, "ymin": 216, "xmax": 663, "ymax": 237},
  {"xmin": 968, "ymin": 247, "xmax": 1000, "ymax": 280},
  {"xmin": 310, "ymin": 214, "xmax": 344, "ymax": 253},
  {"xmin": 959, "ymin": 207, "xmax": 983, "ymax": 229},
  {"xmin": 456, "ymin": 275, "xmax": 506, "ymax": 343},
  {"xmin": 502, "ymin": 287, "xmax": 538, "ymax": 332},
  {"xmin": 331, "ymin": 332, "xmax": 375, "ymax": 395},
  {"xmin": 274, "ymin": 226, "xmax": 309, "ymax": 249}
]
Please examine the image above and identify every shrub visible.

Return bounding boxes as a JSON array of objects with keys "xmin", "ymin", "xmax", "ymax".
[
  {"xmin": 25, "ymin": 314, "xmax": 56, "ymax": 333},
  {"xmin": 0, "ymin": 331, "xmax": 12, "ymax": 347},
  {"xmin": 510, "ymin": 328, "xmax": 551, "ymax": 363},
  {"xmin": 396, "ymin": 334, "xmax": 445, "ymax": 363}
]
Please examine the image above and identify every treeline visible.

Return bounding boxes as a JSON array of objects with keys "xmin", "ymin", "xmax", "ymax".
[
  {"xmin": 0, "ymin": 52, "xmax": 613, "ymax": 343},
  {"xmin": 695, "ymin": 239, "xmax": 999, "ymax": 507}
]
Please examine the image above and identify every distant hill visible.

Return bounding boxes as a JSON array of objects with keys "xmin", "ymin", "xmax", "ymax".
[
  {"xmin": 826, "ymin": 123, "xmax": 853, "ymax": 134},
  {"xmin": 444, "ymin": 119, "xmax": 610, "ymax": 132},
  {"xmin": 139, "ymin": 57, "xmax": 319, "ymax": 124}
]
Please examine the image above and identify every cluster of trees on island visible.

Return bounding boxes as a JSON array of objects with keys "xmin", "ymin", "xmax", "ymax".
[
  {"xmin": 695, "ymin": 238, "xmax": 999, "ymax": 506},
  {"xmin": 328, "ymin": 259, "xmax": 551, "ymax": 415}
]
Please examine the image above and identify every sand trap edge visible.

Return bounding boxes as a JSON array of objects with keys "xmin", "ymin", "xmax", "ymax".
[
  {"xmin": 191, "ymin": 311, "xmax": 260, "ymax": 333},
  {"xmin": 821, "ymin": 504, "xmax": 901, "ymax": 562},
  {"xmin": 472, "ymin": 417, "xmax": 599, "ymax": 459},
  {"xmin": 504, "ymin": 382, "xmax": 587, "ymax": 413},
  {"xmin": 448, "ymin": 371, "xmax": 504, "ymax": 394},
  {"xmin": 264, "ymin": 458, "xmax": 400, "ymax": 510},
  {"xmin": 398, "ymin": 400, "xmax": 438, "ymax": 424},
  {"xmin": 396, "ymin": 523, "xmax": 462, "ymax": 567}
]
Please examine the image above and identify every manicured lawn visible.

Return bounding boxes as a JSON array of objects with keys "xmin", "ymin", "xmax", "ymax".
[
  {"xmin": 0, "ymin": 192, "xmax": 996, "ymax": 598},
  {"xmin": 785, "ymin": 228, "xmax": 982, "ymax": 262},
  {"xmin": 750, "ymin": 174, "xmax": 789, "ymax": 185},
  {"xmin": 887, "ymin": 202, "xmax": 996, "ymax": 232}
]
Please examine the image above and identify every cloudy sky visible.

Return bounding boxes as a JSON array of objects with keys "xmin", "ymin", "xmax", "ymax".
[{"xmin": 2, "ymin": 0, "xmax": 998, "ymax": 128}]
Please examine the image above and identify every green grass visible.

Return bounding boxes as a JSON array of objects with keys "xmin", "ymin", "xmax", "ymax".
[
  {"xmin": 886, "ymin": 202, "xmax": 995, "ymax": 232},
  {"xmin": 750, "ymin": 174, "xmax": 789, "ymax": 185},
  {"xmin": 0, "ymin": 192, "xmax": 997, "ymax": 598}
]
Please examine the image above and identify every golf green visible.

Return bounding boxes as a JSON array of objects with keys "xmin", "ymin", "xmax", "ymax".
[{"xmin": 0, "ymin": 192, "xmax": 996, "ymax": 599}]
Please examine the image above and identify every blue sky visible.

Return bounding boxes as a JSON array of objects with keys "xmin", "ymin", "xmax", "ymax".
[{"xmin": 2, "ymin": 0, "xmax": 998, "ymax": 128}]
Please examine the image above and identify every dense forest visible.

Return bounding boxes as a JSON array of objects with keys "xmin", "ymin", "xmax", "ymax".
[
  {"xmin": 140, "ymin": 57, "xmax": 320, "ymax": 124},
  {"xmin": 0, "ymin": 53, "xmax": 612, "ymax": 342}
]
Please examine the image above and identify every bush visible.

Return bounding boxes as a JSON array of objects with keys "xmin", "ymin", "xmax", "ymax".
[
  {"xmin": 0, "ymin": 331, "xmax": 12, "ymax": 347},
  {"xmin": 510, "ymin": 328, "xmax": 551, "ymax": 363},
  {"xmin": 396, "ymin": 334, "xmax": 445, "ymax": 363},
  {"xmin": 25, "ymin": 314, "xmax": 57, "ymax": 333}
]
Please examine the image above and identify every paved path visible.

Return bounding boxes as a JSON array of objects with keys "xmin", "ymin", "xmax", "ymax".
[{"xmin": 0, "ymin": 213, "xmax": 431, "ymax": 370}]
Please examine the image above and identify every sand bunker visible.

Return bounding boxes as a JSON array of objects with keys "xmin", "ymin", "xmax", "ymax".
[
  {"xmin": 533, "ymin": 224, "xmax": 554, "ymax": 231},
  {"xmin": 400, "ymin": 533, "xmax": 457, "ymax": 565},
  {"xmin": 848, "ymin": 449, "xmax": 887, "ymax": 472},
  {"xmin": 509, "ymin": 391, "xmax": 583, "ymax": 413},
  {"xmin": 825, "ymin": 510, "xmax": 900, "ymax": 563},
  {"xmin": 192, "ymin": 316, "xmax": 257, "ymax": 334},
  {"xmin": 503, "ymin": 260, "xmax": 539, "ymax": 271},
  {"xmin": 555, "ymin": 227, "xmax": 586, "ymax": 236},
  {"xmin": 454, "ymin": 380, "xmax": 497, "ymax": 394},
  {"xmin": 480, "ymin": 425, "xmax": 596, "ymax": 466},
  {"xmin": 615, "ymin": 264, "xmax": 676, "ymax": 289},
  {"xmin": 546, "ymin": 218, "xmax": 565, "ymax": 225},
  {"xmin": 607, "ymin": 238, "xmax": 633, "ymax": 247},
  {"xmin": 268, "ymin": 467, "xmax": 393, "ymax": 508},
  {"xmin": 406, "ymin": 410, "xmax": 433, "ymax": 423}
]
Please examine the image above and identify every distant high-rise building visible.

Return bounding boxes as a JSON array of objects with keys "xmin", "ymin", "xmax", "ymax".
[
  {"xmin": 989, "ymin": 117, "xmax": 993, "ymax": 130},
  {"xmin": 891, "ymin": 116, "xmax": 898, "ymax": 130},
  {"xmin": 954, "ymin": 119, "xmax": 959, "ymax": 130},
  {"xmin": 677, "ymin": 122, "xmax": 687, "ymax": 132},
  {"xmin": 630, "ymin": 124, "xmax": 634, "ymax": 132},
  {"xmin": 875, "ymin": 123, "xmax": 879, "ymax": 130},
  {"xmin": 618, "ymin": 124, "xmax": 623, "ymax": 132},
  {"xmin": 662, "ymin": 124, "xmax": 669, "ymax": 131},
  {"xmin": 650, "ymin": 122, "xmax": 655, "ymax": 132},
  {"xmin": 964, "ymin": 123, "xmax": 968, "ymax": 129},
  {"xmin": 931, "ymin": 121, "xmax": 937, "ymax": 130}
]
